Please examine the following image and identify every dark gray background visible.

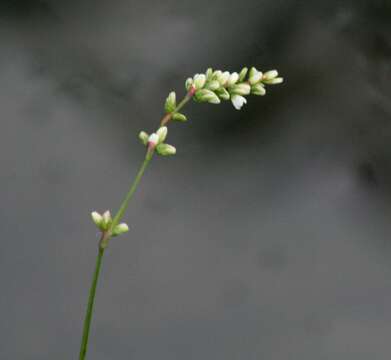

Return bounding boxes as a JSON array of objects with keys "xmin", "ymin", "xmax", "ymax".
[{"xmin": 1, "ymin": 0, "xmax": 391, "ymax": 359}]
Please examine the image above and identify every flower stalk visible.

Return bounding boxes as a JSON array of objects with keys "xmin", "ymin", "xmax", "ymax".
[{"xmin": 79, "ymin": 66, "xmax": 283, "ymax": 359}]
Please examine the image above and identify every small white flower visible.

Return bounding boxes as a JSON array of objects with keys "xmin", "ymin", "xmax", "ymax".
[
  {"xmin": 231, "ymin": 94, "xmax": 247, "ymax": 110},
  {"xmin": 148, "ymin": 133, "xmax": 159, "ymax": 146},
  {"xmin": 227, "ymin": 72, "xmax": 239, "ymax": 86},
  {"xmin": 193, "ymin": 74, "xmax": 206, "ymax": 89},
  {"xmin": 248, "ymin": 67, "xmax": 263, "ymax": 85},
  {"xmin": 218, "ymin": 71, "xmax": 230, "ymax": 86}
]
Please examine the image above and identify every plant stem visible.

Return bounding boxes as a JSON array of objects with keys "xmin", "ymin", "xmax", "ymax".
[
  {"xmin": 110, "ymin": 150, "xmax": 154, "ymax": 231},
  {"xmin": 79, "ymin": 90, "xmax": 193, "ymax": 359},
  {"xmin": 79, "ymin": 151, "xmax": 153, "ymax": 359},
  {"xmin": 79, "ymin": 246, "xmax": 105, "ymax": 360}
]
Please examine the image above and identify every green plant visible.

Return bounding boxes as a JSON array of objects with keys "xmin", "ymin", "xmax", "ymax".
[{"xmin": 79, "ymin": 67, "xmax": 283, "ymax": 360}]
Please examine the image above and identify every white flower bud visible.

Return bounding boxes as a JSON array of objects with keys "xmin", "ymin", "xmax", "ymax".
[
  {"xmin": 193, "ymin": 74, "xmax": 206, "ymax": 89},
  {"xmin": 195, "ymin": 89, "xmax": 221, "ymax": 104},
  {"xmin": 207, "ymin": 94, "xmax": 221, "ymax": 104},
  {"xmin": 230, "ymin": 83, "xmax": 251, "ymax": 95},
  {"xmin": 205, "ymin": 68, "xmax": 213, "ymax": 79},
  {"xmin": 185, "ymin": 78, "xmax": 193, "ymax": 91},
  {"xmin": 138, "ymin": 131, "xmax": 149, "ymax": 145},
  {"xmin": 213, "ymin": 70, "xmax": 222, "ymax": 78},
  {"xmin": 165, "ymin": 91, "xmax": 176, "ymax": 113},
  {"xmin": 216, "ymin": 87, "xmax": 230, "ymax": 100},
  {"xmin": 112, "ymin": 223, "xmax": 129, "ymax": 236},
  {"xmin": 148, "ymin": 133, "xmax": 159, "ymax": 147},
  {"xmin": 207, "ymin": 80, "xmax": 220, "ymax": 91},
  {"xmin": 262, "ymin": 77, "xmax": 284, "ymax": 85},
  {"xmin": 102, "ymin": 210, "xmax": 112, "ymax": 229},
  {"xmin": 262, "ymin": 70, "xmax": 279, "ymax": 80},
  {"xmin": 251, "ymin": 83, "xmax": 266, "ymax": 96},
  {"xmin": 248, "ymin": 67, "xmax": 263, "ymax": 85},
  {"xmin": 156, "ymin": 143, "xmax": 177, "ymax": 156},
  {"xmin": 91, "ymin": 211, "xmax": 103, "ymax": 227},
  {"xmin": 231, "ymin": 94, "xmax": 247, "ymax": 110},
  {"xmin": 156, "ymin": 126, "xmax": 168, "ymax": 143},
  {"xmin": 227, "ymin": 72, "xmax": 239, "ymax": 86},
  {"xmin": 218, "ymin": 71, "xmax": 230, "ymax": 86}
]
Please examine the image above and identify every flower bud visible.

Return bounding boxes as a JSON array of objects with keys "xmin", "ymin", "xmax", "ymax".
[
  {"xmin": 172, "ymin": 112, "xmax": 187, "ymax": 122},
  {"xmin": 148, "ymin": 133, "xmax": 159, "ymax": 147},
  {"xmin": 91, "ymin": 211, "xmax": 103, "ymax": 227},
  {"xmin": 165, "ymin": 91, "xmax": 176, "ymax": 113},
  {"xmin": 230, "ymin": 83, "xmax": 251, "ymax": 95},
  {"xmin": 185, "ymin": 78, "xmax": 193, "ymax": 91},
  {"xmin": 156, "ymin": 126, "xmax": 168, "ymax": 143},
  {"xmin": 262, "ymin": 77, "xmax": 284, "ymax": 85},
  {"xmin": 156, "ymin": 143, "xmax": 177, "ymax": 156},
  {"xmin": 231, "ymin": 94, "xmax": 247, "ymax": 110},
  {"xmin": 112, "ymin": 223, "xmax": 129, "ymax": 236},
  {"xmin": 205, "ymin": 68, "xmax": 213, "ymax": 79},
  {"xmin": 195, "ymin": 89, "xmax": 221, "ymax": 104},
  {"xmin": 251, "ymin": 83, "xmax": 266, "ymax": 96},
  {"xmin": 238, "ymin": 67, "xmax": 248, "ymax": 82},
  {"xmin": 248, "ymin": 67, "xmax": 263, "ymax": 85},
  {"xmin": 217, "ymin": 71, "xmax": 230, "ymax": 86},
  {"xmin": 216, "ymin": 87, "xmax": 230, "ymax": 100},
  {"xmin": 262, "ymin": 70, "xmax": 278, "ymax": 80},
  {"xmin": 193, "ymin": 74, "xmax": 206, "ymax": 89},
  {"xmin": 102, "ymin": 210, "xmax": 112, "ymax": 229},
  {"xmin": 227, "ymin": 72, "xmax": 239, "ymax": 86},
  {"xmin": 207, "ymin": 80, "xmax": 220, "ymax": 91},
  {"xmin": 138, "ymin": 131, "xmax": 149, "ymax": 145}
]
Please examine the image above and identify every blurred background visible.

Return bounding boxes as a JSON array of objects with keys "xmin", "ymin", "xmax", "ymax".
[{"xmin": 1, "ymin": 0, "xmax": 391, "ymax": 359}]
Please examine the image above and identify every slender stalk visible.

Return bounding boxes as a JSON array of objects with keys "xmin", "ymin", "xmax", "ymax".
[
  {"xmin": 111, "ymin": 150, "xmax": 154, "ymax": 230},
  {"xmin": 79, "ymin": 91, "xmax": 193, "ymax": 359},
  {"xmin": 79, "ymin": 246, "xmax": 105, "ymax": 360},
  {"xmin": 78, "ymin": 151, "xmax": 153, "ymax": 359}
]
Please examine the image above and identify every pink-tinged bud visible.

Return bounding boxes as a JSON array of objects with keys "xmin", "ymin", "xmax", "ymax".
[{"xmin": 148, "ymin": 133, "xmax": 159, "ymax": 147}]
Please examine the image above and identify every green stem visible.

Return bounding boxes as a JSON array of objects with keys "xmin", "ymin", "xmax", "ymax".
[
  {"xmin": 79, "ymin": 151, "xmax": 153, "ymax": 359},
  {"xmin": 79, "ymin": 91, "xmax": 192, "ymax": 359},
  {"xmin": 111, "ymin": 150, "xmax": 154, "ymax": 230},
  {"xmin": 175, "ymin": 93, "xmax": 192, "ymax": 113},
  {"xmin": 79, "ymin": 247, "xmax": 105, "ymax": 360}
]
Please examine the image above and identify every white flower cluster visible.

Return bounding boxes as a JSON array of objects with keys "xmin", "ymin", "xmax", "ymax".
[
  {"xmin": 91, "ymin": 210, "xmax": 129, "ymax": 236},
  {"xmin": 185, "ymin": 67, "xmax": 283, "ymax": 110},
  {"xmin": 138, "ymin": 126, "xmax": 176, "ymax": 156}
]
